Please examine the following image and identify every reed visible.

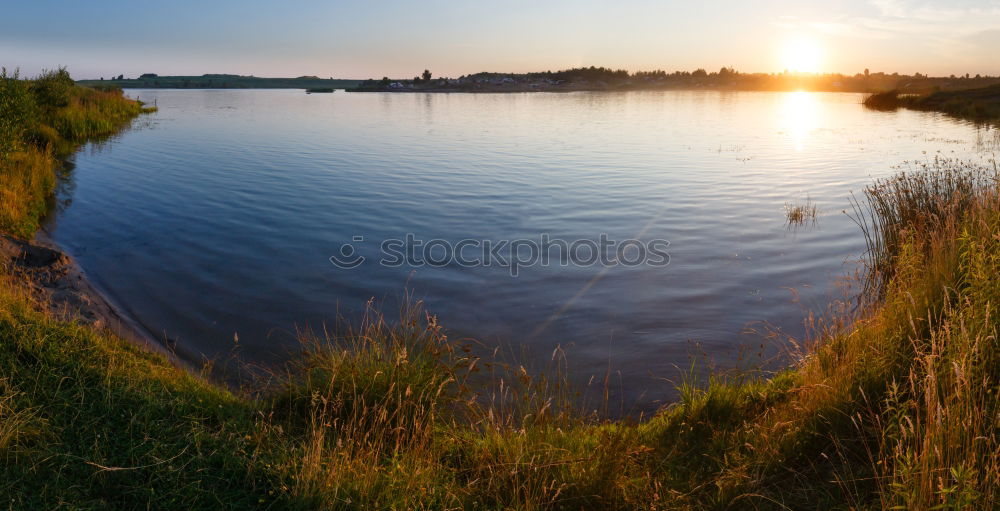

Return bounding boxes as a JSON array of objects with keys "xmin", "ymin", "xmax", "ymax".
[
  {"xmin": 849, "ymin": 157, "xmax": 997, "ymax": 300},
  {"xmin": 863, "ymin": 90, "xmax": 905, "ymax": 111},
  {"xmin": 785, "ymin": 196, "xmax": 818, "ymax": 226}
]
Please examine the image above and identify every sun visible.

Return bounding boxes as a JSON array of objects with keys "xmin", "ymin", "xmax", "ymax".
[{"xmin": 782, "ymin": 37, "xmax": 823, "ymax": 73}]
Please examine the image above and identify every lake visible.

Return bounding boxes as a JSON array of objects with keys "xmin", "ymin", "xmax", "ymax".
[{"xmin": 47, "ymin": 89, "xmax": 997, "ymax": 410}]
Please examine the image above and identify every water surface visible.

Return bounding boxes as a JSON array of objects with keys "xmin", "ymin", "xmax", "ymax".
[{"xmin": 49, "ymin": 89, "xmax": 997, "ymax": 408}]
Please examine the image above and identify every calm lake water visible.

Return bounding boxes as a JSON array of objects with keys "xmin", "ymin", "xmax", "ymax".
[{"xmin": 48, "ymin": 89, "xmax": 997, "ymax": 409}]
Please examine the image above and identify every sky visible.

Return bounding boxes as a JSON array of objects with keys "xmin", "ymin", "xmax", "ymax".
[{"xmin": 1, "ymin": 0, "xmax": 998, "ymax": 79}]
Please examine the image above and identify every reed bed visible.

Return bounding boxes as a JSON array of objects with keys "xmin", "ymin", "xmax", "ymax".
[
  {"xmin": 849, "ymin": 157, "xmax": 999, "ymax": 299},
  {"xmin": 864, "ymin": 85, "xmax": 1000, "ymax": 122}
]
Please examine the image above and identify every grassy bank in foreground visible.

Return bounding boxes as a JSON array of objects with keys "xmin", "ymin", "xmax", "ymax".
[
  {"xmin": 1, "ymin": 68, "xmax": 155, "ymax": 237},
  {"xmin": 1, "ymin": 154, "xmax": 996, "ymax": 509},
  {"xmin": 1, "ymin": 73, "xmax": 997, "ymax": 509},
  {"xmin": 864, "ymin": 84, "xmax": 1000, "ymax": 123}
]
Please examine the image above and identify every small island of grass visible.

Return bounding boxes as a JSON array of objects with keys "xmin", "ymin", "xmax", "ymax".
[{"xmin": 864, "ymin": 84, "xmax": 1000, "ymax": 123}]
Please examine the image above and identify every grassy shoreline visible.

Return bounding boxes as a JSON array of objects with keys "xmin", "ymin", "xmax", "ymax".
[
  {"xmin": 863, "ymin": 84, "xmax": 1000, "ymax": 124},
  {"xmin": 1, "ymin": 74, "xmax": 998, "ymax": 509},
  {"xmin": 1, "ymin": 68, "xmax": 156, "ymax": 237}
]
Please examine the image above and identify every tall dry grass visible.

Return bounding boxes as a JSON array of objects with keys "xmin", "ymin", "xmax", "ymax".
[
  {"xmin": 0, "ymin": 148, "xmax": 56, "ymax": 237},
  {"xmin": 260, "ymin": 158, "xmax": 999, "ymax": 510}
]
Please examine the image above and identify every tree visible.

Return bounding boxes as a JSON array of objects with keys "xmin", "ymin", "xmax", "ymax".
[{"xmin": 422, "ymin": 69, "xmax": 432, "ymax": 82}]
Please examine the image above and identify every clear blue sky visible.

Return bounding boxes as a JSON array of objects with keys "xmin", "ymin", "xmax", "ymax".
[{"xmin": 2, "ymin": 0, "xmax": 997, "ymax": 79}]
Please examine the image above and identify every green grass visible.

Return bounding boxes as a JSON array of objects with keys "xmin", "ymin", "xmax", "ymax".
[
  {"xmin": 0, "ymin": 279, "xmax": 288, "ymax": 508},
  {"xmin": 1, "ymin": 70, "xmax": 998, "ymax": 509},
  {"xmin": 915, "ymin": 84, "xmax": 1000, "ymax": 121},
  {"xmin": 0, "ymin": 68, "xmax": 155, "ymax": 237}
]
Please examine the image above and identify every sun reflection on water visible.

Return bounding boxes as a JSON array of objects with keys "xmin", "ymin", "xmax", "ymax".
[{"xmin": 780, "ymin": 91, "xmax": 821, "ymax": 151}]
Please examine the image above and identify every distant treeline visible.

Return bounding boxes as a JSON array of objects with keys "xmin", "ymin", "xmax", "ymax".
[
  {"xmin": 349, "ymin": 66, "xmax": 1000, "ymax": 94},
  {"xmin": 76, "ymin": 74, "xmax": 362, "ymax": 90}
]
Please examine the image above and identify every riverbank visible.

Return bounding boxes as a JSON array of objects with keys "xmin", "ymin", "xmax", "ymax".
[
  {"xmin": 864, "ymin": 84, "xmax": 1000, "ymax": 123},
  {"xmin": 0, "ymin": 69, "xmax": 173, "ymax": 359},
  {"xmin": 0, "ymin": 233, "xmax": 175, "ymax": 358},
  {"xmin": 1, "ymin": 68, "xmax": 157, "ymax": 237},
  {"xmin": 1, "ymin": 74, "xmax": 997, "ymax": 509}
]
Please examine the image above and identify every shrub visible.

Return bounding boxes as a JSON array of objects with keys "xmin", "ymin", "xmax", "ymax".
[
  {"xmin": 30, "ymin": 67, "xmax": 75, "ymax": 109},
  {"xmin": 0, "ymin": 68, "xmax": 37, "ymax": 158}
]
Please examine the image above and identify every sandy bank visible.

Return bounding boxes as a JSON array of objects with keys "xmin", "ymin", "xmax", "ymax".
[{"xmin": 0, "ymin": 233, "xmax": 184, "ymax": 366}]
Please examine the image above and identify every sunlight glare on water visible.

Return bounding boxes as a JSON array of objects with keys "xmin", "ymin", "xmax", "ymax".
[{"xmin": 781, "ymin": 91, "xmax": 821, "ymax": 152}]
